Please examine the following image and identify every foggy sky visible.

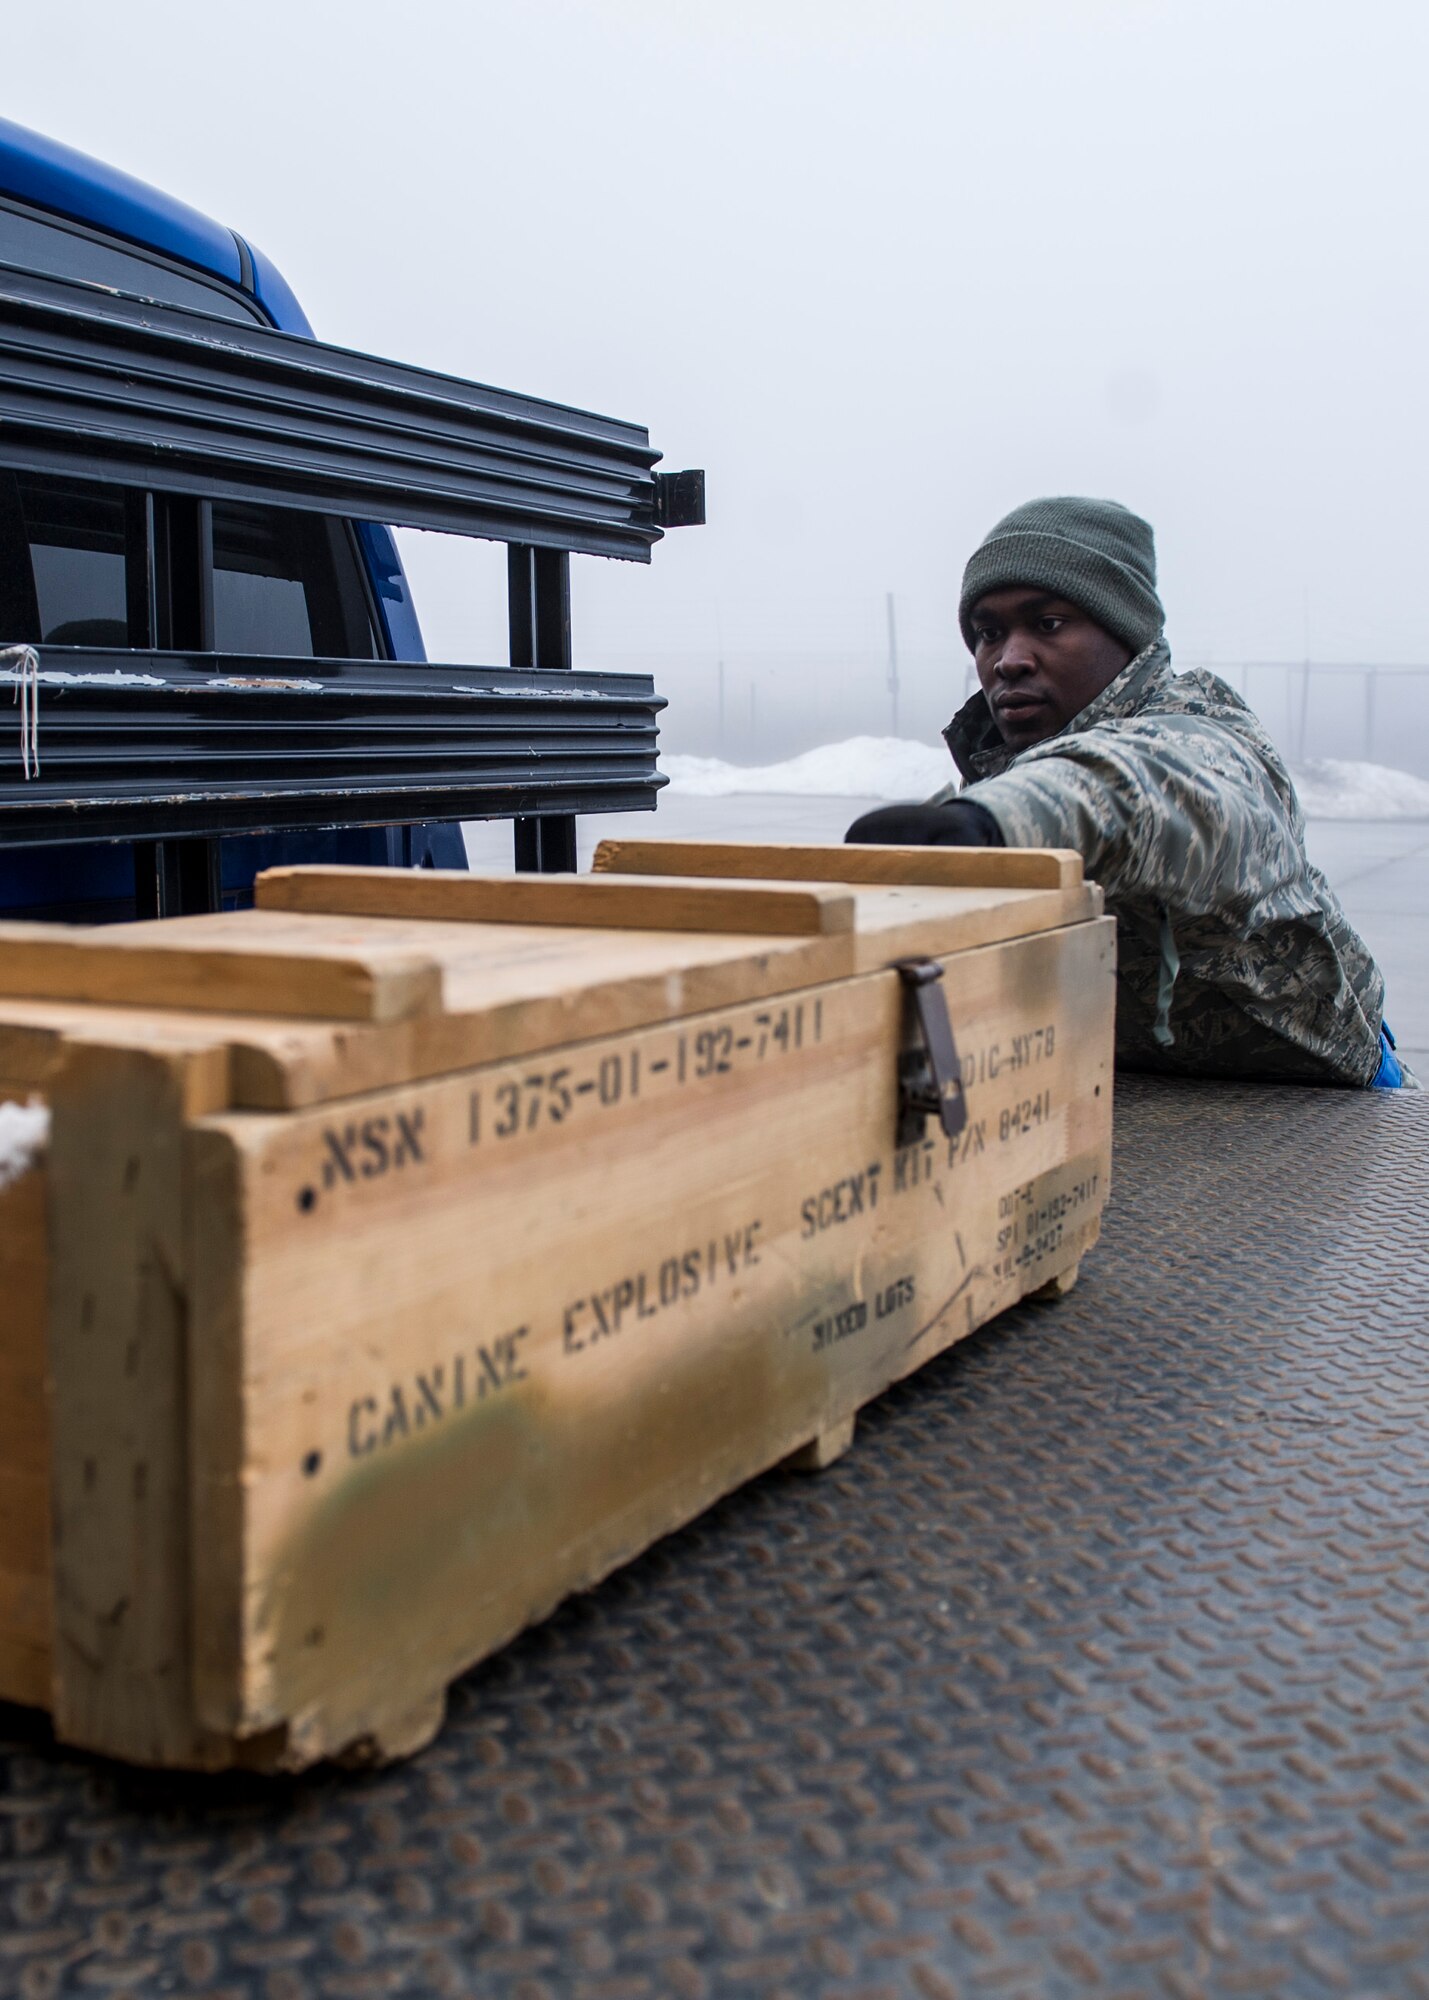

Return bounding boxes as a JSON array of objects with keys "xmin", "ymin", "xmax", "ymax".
[{"xmin": 9, "ymin": 0, "xmax": 1429, "ymax": 738}]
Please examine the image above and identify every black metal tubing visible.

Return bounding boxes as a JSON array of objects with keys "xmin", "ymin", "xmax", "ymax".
[
  {"xmin": 0, "ymin": 265, "xmax": 666, "ymax": 561},
  {"xmin": 654, "ymin": 468, "xmax": 706, "ymax": 529},
  {"xmin": 0, "ymin": 648, "xmax": 665, "ymax": 846},
  {"xmin": 513, "ymin": 817, "xmax": 579, "ymax": 872},
  {"xmin": 508, "ymin": 544, "xmax": 578, "ymax": 872},
  {"xmin": 507, "ymin": 545, "xmax": 572, "ymax": 673},
  {"xmin": 132, "ymin": 835, "xmax": 221, "ymax": 919}
]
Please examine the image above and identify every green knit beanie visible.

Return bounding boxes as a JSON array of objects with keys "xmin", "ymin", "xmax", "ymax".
[{"xmin": 958, "ymin": 496, "xmax": 1164, "ymax": 654}]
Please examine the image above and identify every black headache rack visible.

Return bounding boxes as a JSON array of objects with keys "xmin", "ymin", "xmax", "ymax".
[
  {"xmin": 0, "ymin": 261, "xmax": 703, "ymax": 882},
  {"xmin": 0, "ymin": 650, "xmax": 666, "ymax": 845}
]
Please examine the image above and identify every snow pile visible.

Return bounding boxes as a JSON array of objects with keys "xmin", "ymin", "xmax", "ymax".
[
  {"xmin": 0, "ymin": 1100, "xmax": 49, "ymax": 1192},
  {"xmin": 663, "ymin": 736, "xmax": 951, "ymax": 801},
  {"xmin": 663, "ymin": 738, "xmax": 1429, "ymax": 820},
  {"xmin": 1291, "ymin": 759, "xmax": 1429, "ymax": 820}
]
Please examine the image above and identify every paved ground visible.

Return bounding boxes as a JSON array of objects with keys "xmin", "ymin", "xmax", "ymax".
[{"xmin": 467, "ymin": 802, "xmax": 1429, "ymax": 1074}]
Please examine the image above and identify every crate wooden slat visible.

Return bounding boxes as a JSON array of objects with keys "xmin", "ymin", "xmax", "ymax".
[
  {"xmin": 0, "ymin": 846, "xmax": 1115, "ymax": 1770},
  {"xmin": 592, "ymin": 839, "xmax": 1086, "ymax": 891},
  {"xmin": 0, "ymin": 917, "xmax": 443, "ymax": 1022},
  {"xmin": 254, "ymin": 866, "xmax": 860, "ymax": 936},
  {"xmin": 48, "ymin": 1036, "xmax": 235, "ymax": 1767}
]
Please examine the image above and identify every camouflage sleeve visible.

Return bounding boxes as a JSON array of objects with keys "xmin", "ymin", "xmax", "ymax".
[{"xmin": 940, "ymin": 714, "xmax": 1303, "ymax": 914}]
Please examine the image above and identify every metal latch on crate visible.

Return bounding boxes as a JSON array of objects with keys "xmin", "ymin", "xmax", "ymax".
[{"xmin": 893, "ymin": 957, "xmax": 967, "ymax": 1147}]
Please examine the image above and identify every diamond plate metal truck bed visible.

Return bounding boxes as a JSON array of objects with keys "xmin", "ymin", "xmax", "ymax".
[{"xmin": 1, "ymin": 1074, "xmax": 1425, "ymax": 1998}]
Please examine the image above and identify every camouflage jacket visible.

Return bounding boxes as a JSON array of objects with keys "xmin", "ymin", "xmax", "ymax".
[{"xmin": 932, "ymin": 641, "xmax": 1389, "ymax": 1086}]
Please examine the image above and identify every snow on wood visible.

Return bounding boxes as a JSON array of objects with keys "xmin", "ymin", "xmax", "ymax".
[{"xmin": 0, "ymin": 1100, "xmax": 48, "ymax": 1191}]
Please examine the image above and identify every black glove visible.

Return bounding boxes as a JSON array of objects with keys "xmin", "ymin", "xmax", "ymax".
[{"xmin": 844, "ymin": 800, "xmax": 1005, "ymax": 847}]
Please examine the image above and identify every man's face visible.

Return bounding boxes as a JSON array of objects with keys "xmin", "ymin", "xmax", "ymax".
[{"xmin": 969, "ymin": 587, "xmax": 1132, "ymax": 750}]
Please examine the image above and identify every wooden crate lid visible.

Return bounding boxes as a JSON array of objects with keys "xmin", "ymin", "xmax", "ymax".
[{"xmin": 0, "ymin": 848, "xmax": 1095, "ymax": 1110}]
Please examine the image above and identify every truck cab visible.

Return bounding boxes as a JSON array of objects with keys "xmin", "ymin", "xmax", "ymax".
[{"xmin": 0, "ymin": 119, "xmax": 681, "ymax": 921}]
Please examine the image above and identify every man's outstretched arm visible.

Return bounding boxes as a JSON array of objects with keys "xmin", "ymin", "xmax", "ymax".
[{"xmin": 854, "ymin": 716, "xmax": 1306, "ymax": 921}]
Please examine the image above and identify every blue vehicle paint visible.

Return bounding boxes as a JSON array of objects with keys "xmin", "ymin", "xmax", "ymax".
[
  {"xmin": 352, "ymin": 521, "xmax": 428, "ymax": 664},
  {"xmin": 236, "ymin": 230, "xmax": 313, "ymax": 337},
  {"xmin": 0, "ymin": 115, "xmax": 244, "ymax": 286}
]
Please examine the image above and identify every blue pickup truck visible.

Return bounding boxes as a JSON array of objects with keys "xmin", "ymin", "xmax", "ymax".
[{"xmin": 0, "ymin": 117, "xmax": 690, "ymax": 920}]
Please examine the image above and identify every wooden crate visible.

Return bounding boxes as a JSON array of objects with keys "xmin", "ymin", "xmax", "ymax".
[{"xmin": 0, "ymin": 844, "xmax": 1114, "ymax": 1770}]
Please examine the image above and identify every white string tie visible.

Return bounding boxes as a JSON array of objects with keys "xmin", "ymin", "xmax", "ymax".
[{"xmin": 2, "ymin": 645, "xmax": 41, "ymax": 779}]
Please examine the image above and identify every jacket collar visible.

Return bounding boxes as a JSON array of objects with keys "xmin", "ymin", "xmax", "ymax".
[{"xmin": 942, "ymin": 638, "xmax": 1170, "ymax": 783}]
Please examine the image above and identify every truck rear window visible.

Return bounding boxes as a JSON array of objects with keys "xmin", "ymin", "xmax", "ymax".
[
  {"xmin": 0, "ymin": 471, "xmax": 380, "ymax": 658},
  {"xmin": 0, "ymin": 198, "xmax": 265, "ymax": 325},
  {"xmin": 8, "ymin": 474, "xmax": 128, "ymax": 644},
  {"xmin": 212, "ymin": 503, "xmax": 378, "ymax": 658}
]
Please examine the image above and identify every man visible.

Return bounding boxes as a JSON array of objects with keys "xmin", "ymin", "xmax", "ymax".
[{"xmin": 847, "ymin": 496, "xmax": 1408, "ymax": 1088}]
